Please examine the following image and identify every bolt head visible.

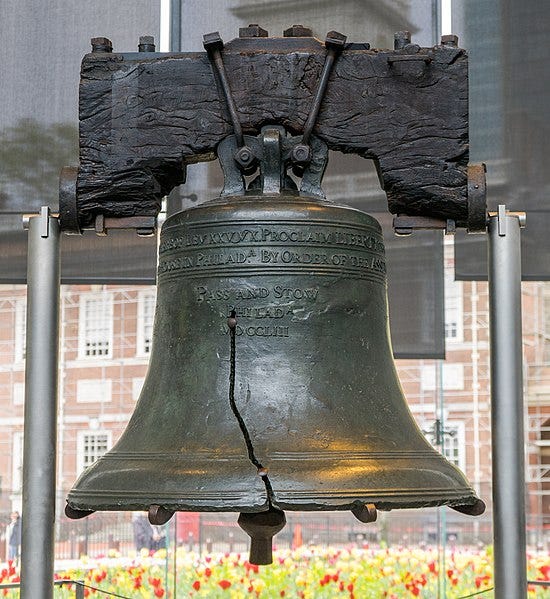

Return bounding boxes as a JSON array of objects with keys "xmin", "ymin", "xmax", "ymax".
[
  {"xmin": 441, "ymin": 34, "xmax": 459, "ymax": 47},
  {"xmin": 291, "ymin": 144, "xmax": 312, "ymax": 165},
  {"xmin": 283, "ymin": 24, "xmax": 313, "ymax": 37},
  {"xmin": 91, "ymin": 37, "xmax": 113, "ymax": 53},
  {"xmin": 239, "ymin": 24, "xmax": 268, "ymax": 38},
  {"xmin": 138, "ymin": 35, "xmax": 156, "ymax": 52},
  {"xmin": 203, "ymin": 31, "xmax": 223, "ymax": 52},
  {"xmin": 234, "ymin": 146, "xmax": 257, "ymax": 171},
  {"xmin": 325, "ymin": 30, "xmax": 347, "ymax": 51},
  {"xmin": 394, "ymin": 30, "xmax": 411, "ymax": 50}
]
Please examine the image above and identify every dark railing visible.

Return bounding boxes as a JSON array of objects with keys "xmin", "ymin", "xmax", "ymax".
[{"xmin": 0, "ymin": 579, "xmax": 84, "ymax": 598}]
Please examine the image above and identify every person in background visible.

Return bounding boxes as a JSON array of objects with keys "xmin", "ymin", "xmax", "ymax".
[
  {"xmin": 7, "ymin": 512, "xmax": 22, "ymax": 562},
  {"xmin": 132, "ymin": 512, "xmax": 152, "ymax": 552},
  {"xmin": 151, "ymin": 524, "xmax": 166, "ymax": 552}
]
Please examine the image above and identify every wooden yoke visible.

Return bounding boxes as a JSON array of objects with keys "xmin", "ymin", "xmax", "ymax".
[{"xmin": 60, "ymin": 29, "xmax": 486, "ymax": 234}]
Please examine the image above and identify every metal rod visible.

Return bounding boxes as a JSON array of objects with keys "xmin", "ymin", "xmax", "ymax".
[
  {"xmin": 169, "ymin": 0, "xmax": 182, "ymax": 52},
  {"xmin": 488, "ymin": 206, "xmax": 526, "ymax": 598},
  {"xmin": 20, "ymin": 207, "xmax": 60, "ymax": 599}
]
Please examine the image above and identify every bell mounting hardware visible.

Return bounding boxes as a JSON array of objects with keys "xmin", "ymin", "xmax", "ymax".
[{"xmin": 63, "ymin": 26, "xmax": 486, "ymax": 565}]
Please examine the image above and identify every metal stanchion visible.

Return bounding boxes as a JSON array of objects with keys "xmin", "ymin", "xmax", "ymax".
[
  {"xmin": 20, "ymin": 207, "xmax": 60, "ymax": 599},
  {"xmin": 488, "ymin": 205, "xmax": 527, "ymax": 598}
]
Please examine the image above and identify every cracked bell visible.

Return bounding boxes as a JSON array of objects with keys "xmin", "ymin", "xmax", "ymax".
[{"xmin": 65, "ymin": 190, "xmax": 485, "ymax": 522}]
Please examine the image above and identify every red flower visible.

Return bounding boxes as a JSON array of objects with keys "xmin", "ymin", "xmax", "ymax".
[
  {"xmin": 347, "ymin": 583, "xmax": 354, "ymax": 592},
  {"xmin": 204, "ymin": 567, "xmax": 212, "ymax": 578},
  {"xmin": 154, "ymin": 588, "xmax": 165, "ymax": 597},
  {"xmin": 149, "ymin": 577, "xmax": 162, "ymax": 588},
  {"xmin": 218, "ymin": 579, "xmax": 231, "ymax": 590},
  {"xmin": 411, "ymin": 587, "xmax": 420, "ymax": 596},
  {"xmin": 280, "ymin": 592, "xmax": 286, "ymax": 597},
  {"xmin": 192, "ymin": 580, "xmax": 200, "ymax": 591}
]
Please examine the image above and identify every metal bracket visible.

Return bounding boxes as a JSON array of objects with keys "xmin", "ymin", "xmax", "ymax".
[
  {"xmin": 217, "ymin": 126, "xmax": 328, "ymax": 198},
  {"xmin": 94, "ymin": 214, "xmax": 157, "ymax": 237},
  {"xmin": 393, "ymin": 215, "xmax": 457, "ymax": 236},
  {"xmin": 488, "ymin": 205, "xmax": 527, "ymax": 237}
]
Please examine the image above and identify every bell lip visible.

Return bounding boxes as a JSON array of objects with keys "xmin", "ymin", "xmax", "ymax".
[{"xmin": 66, "ymin": 490, "xmax": 484, "ymax": 516}]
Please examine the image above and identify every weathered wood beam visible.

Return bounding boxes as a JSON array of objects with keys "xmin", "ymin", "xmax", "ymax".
[{"xmin": 74, "ymin": 35, "xmax": 475, "ymax": 230}]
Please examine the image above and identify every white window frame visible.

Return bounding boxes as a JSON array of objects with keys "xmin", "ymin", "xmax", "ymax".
[
  {"xmin": 421, "ymin": 363, "xmax": 465, "ymax": 391},
  {"xmin": 13, "ymin": 382, "xmax": 25, "ymax": 406},
  {"xmin": 76, "ymin": 379, "xmax": 112, "ymax": 403},
  {"xmin": 441, "ymin": 421, "xmax": 466, "ymax": 471},
  {"xmin": 14, "ymin": 299, "xmax": 26, "ymax": 362},
  {"xmin": 78, "ymin": 293, "xmax": 113, "ymax": 360},
  {"xmin": 77, "ymin": 430, "xmax": 112, "ymax": 474},
  {"xmin": 12, "ymin": 432, "xmax": 24, "ymax": 493},
  {"xmin": 444, "ymin": 274, "xmax": 464, "ymax": 343},
  {"xmin": 136, "ymin": 289, "xmax": 156, "ymax": 357}
]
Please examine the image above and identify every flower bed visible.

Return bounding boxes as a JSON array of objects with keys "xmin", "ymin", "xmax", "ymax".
[{"xmin": 0, "ymin": 546, "xmax": 548, "ymax": 597}]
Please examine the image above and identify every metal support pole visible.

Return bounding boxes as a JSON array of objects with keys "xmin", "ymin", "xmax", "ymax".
[
  {"xmin": 20, "ymin": 207, "xmax": 60, "ymax": 599},
  {"xmin": 488, "ymin": 205, "xmax": 526, "ymax": 598},
  {"xmin": 170, "ymin": 0, "xmax": 182, "ymax": 52}
]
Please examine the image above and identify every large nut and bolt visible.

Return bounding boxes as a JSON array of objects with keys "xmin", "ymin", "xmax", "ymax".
[
  {"xmin": 394, "ymin": 31, "xmax": 411, "ymax": 50},
  {"xmin": 325, "ymin": 30, "xmax": 347, "ymax": 51},
  {"xmin": 91, "ymin": 37, "xmax": 113, "ymax": 53},
  {"xmin": 441, "ymin": 34, "xmax": 459, "ymax": 47},
  {"xmin": 283, "ymin": 25, "xmax": 313, "ymax": 37},
  {"xmin": 234, "ymin": 146, "xmax": 257, "ymax": 171},
  {"xmin": 291, "ymin": 144, "xmax": 312, "ymax": 166},
  {"xmin": 138, "ymin": 36, "xmax": 156, "ymax": 52},
  {"xmin": 239, "ymin": 24, "xmax": 268, "ymax": 38}
]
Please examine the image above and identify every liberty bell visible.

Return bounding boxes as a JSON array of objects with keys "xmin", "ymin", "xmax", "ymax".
[{"xmin": 65, "ymin": 30, "xmax": 485, "ymax": 565}]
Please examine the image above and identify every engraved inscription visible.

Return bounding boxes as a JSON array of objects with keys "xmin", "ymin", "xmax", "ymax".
[
  {"xmin": 221, "ymin": 325, "xmax": 290, "ymax": 338},
  {"xmin": 159, "ymin": 226, "xmax": 385, "ymax": 255},
  {"xmin": 159, "ymin": 222, "xmax": 386, "ymax": 279},
  {"xmin": 194, "ymin": 285, "xmax": 320, "ymax": 304}
]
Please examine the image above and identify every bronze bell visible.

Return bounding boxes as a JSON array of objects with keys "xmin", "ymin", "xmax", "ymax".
[{"xmin": 66, "ymin": 127, "xmax": 484, "ymax": 564}]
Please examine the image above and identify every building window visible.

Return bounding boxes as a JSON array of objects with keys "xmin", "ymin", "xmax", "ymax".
[
  {"xmin": 544, "ymin": 295, "xmax": 550, "ymax": 363},
  {"xmin": 12, "ymin": 432, "xmax": 24, "ymax": 493},
  {"xmin": 13, "ymin": 382, "xmax": 25, "ymax": 406},
  {"xmin": 76, "ymin": 379, "xmax": 112, "ymax": 403},
  {"xmin": 77, "ymin": 431, "xmax": 111, "ymax": 474},
  {"xmin": 421, "ymin": 363, "xmax": 465, "ymax": 391},
  {"xmin": 137, "ymin": 290, "xmax": 156, "ymax": 356},
  {"xmin": 425, "ymin": 421, "xmax": 466, "ymax": 471},
  {"xmin": 14, "ymin": 299, "xmax": 26, "ymax": 362},
  {"xmin": 79, "ymin": 294, "xmax": 113, "ymax": 359},
  {"xmin": 132, "ymin": 377, "xmax": 145, "ymax": 401},
  {"xmin": 445, "ymin": 275, "xmax": 463, "ymax": 343}
]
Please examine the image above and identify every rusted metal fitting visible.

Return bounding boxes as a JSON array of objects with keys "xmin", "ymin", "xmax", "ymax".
[
  {"xmin": 91, "ymin": 37, "xmax": 113, "ymax": 53},
  {"xmin": 441, "ymin": 34, "xmax": 459, "ymax": 47},
  {"xmin": 325, "ymin": 30, "xmax": 347, "ymax": 51},
  {"xmin": 203, "ymin": 31, "xmax": 224, "ymax": 52},
  {"xmin": 148, "ymin": 504, "xmax": 174, "ymax": 525},
  {"xmin": 394, "ymin": 31, "xmax": 411, "ymax": 50},
  {"xmin": 351, "ymin": 503, "xmax": 378, "ymax": 523},
  {"xmin": 138, "ymin": 36, "xmax": 156, "ymax": 52},
  {"xmin": 234, "ymin": 145, "xmax": 258, "ymax": 173},
  {"xmin": 467, "ymin": 163, "xmax": 487, "ymax": 233},
  {"xmin": 290, "ymin": 143, "xmax": 312, "ymax": 166},
  {"xmin": 283, "ymin": 24, "xmax": 313, "ymax": 37},
  {"xmin": 239, "ymin": 24, "xmax": 268, "ymax": 38}
]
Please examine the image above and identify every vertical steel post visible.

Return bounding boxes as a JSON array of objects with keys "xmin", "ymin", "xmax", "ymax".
[
  {"xmin": 20, "ymin": 207, "xmax": 60, "ymax": 599},
  {"xmin": 488, "ymin": 205, "xmax": 527, "ymax": 598},
  {"xmin": 170, "ymin": 0, "xmax": 182, "ymax": 52}
]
